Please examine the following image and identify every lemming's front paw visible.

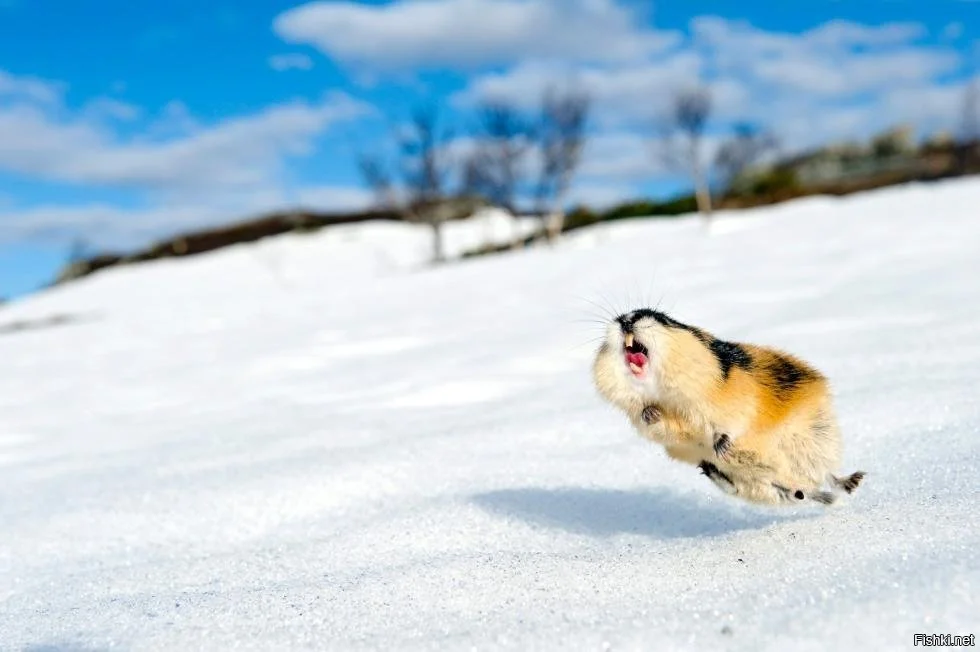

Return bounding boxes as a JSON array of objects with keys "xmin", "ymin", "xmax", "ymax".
[
  {"xmin": 698, "ymin": 460, "xmax": 718, "ymax": 477},
  {"xmin": 641, "ymin": 404, "xmax": 662, "ymax": 424},
  {"xmin": 713, "ymin": 433, "xmax": 733, "ymax": 458}
]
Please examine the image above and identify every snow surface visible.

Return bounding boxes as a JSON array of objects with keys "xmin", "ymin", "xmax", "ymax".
[{"xmin": 1, "ymin": 182, "xmax": 978, "ymax": 651}]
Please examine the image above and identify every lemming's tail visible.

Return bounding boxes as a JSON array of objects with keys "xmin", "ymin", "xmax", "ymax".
[{"xmin": 831, "ymin": 470, "xmax": 866, "ymax": 494}]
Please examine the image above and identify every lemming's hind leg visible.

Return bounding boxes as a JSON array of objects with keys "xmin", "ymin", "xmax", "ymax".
[
  {"xmin": 704, "ymin": 435, "xmax": 829, "ymax": 505},
  {"xmin": 697, "ymin": 461, "xmax": 737, "ymax": 495},
  {"xmin": 772, "ymin": 483, "xmax": 837, "ymax": 506},
  {"xmin": 699, "ymin": 461, "xmax": 836, "ymax": 506},
  {"xmin": 707, "ymin": 429, "xmax": 851, "ymax": 506},
  {"xmin": 730, "ymin": 478, "xmax": 835, "ymax": 505},
  {"xmin": 830, "ymin": 471, "xmax": 866, "ymax": 494},
  {"xmin": 722, "ymin": 473, "xmax": 831, "ymax": 505}
]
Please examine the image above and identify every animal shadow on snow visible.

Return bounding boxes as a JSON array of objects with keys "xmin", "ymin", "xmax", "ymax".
[{"xmin": 472, "ymin": 487, "xmax": 809, "ymax": 539}]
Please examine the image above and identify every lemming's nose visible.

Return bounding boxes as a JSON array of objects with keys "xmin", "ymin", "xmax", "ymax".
[{"xmin": 615, "ymin": 314, "xmax": 632, "ymax": 332}]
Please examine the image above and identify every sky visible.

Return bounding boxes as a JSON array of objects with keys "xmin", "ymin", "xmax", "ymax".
[{"xmin": 0, "ymin": 0, "xmax": 978, "ymax": 299}]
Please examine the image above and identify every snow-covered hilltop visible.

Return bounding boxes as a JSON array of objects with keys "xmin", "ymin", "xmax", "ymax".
[{"xmin": 1, "ymin": 179, "xmax": 978, "ymax": 651}]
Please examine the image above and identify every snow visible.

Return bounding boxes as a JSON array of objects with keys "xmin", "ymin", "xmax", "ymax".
[{"xmin": 1, "ymin": 180, "xmax": 979, "ymax": 651}]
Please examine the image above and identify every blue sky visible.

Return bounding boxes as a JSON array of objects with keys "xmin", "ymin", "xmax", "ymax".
[{"xmin": 1, "ymin": 0, "xmax": 978, "ymax": 299}]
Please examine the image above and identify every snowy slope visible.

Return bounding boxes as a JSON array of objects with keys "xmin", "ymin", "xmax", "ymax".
[{"xmin": 1, "ymin": 180, "xmax": 978, "ymax": 651}]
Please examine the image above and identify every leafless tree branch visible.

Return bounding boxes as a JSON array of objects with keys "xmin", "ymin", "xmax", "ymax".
[
  {"xmin": 715, "ymin": 122, "xmax": 780, "ymax": 192},
  {"xmin": 962, "ymin": 77, "xmax": 979, "ymax": 144},
  {"xmin": 470, "ymin": 101, "xmax": 534, "ymax": 214},
  {"xmin": 357, "ymin": 103, "xmax": 458, "ymax": 263},
  {"xmin": 535, "ymin": 86, "xmax": 591, "ymax": 241},
  {"xmin": 655, "ymin": 86, "xmax": 714, "ymax": 220},
  {"xmin": 357, "ymin": 153, "xmax": 397, "ymax": 209}
]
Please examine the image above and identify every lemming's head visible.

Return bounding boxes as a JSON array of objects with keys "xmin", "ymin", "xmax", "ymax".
[{"xmin": 591, "ymin": 308, "xmax": 715, "ymax": 410}]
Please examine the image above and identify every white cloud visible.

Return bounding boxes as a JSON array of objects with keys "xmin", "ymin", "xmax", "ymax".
[
  {"xmin": 0, "ymin": 202, "xmax": 240, "ymax": 247},
  {"xmin": 741, "ymin": 76, "xmax": 979, "ymax": 155},
  {"xmin": 691, "ymin": 17, "xmax": 959, "ymax": 100},
  {"xmin": 457, "ymin": 13, "xmax": 966, "ymax": 155},
  {"xmin": 691, "ymin": 17, "xmax": 927, "ymax": 62},
  {"xmin": 579, "ymin": 133, "xmax": 657, "ymax": 180},
  {"xmin": 145, "ymin": 100, "xmax": 199, "ymax": 138},
  {"xmin": 752, "ymin": 49, "xmax": 958, "ymax": 97},
  {"xmin": 0, "ymin": 184, "xmax": 376, "ymax": 248},
  {"xmin": 0, "ymin": 68, "xmax": 378, "ymax": 249},
  {"xmin": 873, "ymin": 77, "xmax": 979, "ymax": 136},
  {"xmin": 455, "ymin": 54, "xmax": 704, "ymax": 126},
  {"xmin": 795, "ymin": 19, "xmax": 926, "ymax": 49},
  {"xmin": 0, "ymin": 69, "xmax": 64, "ymax": 105},
  {"xmin": 80, "ymin": 97, "xmax": 143, "ymax": 123},
  {"xmin": 942, "ymin": 22, "xmax": 964, "ymax": 41},
  {"xmin": 0, "ymin": 69, "xmax": 371, "ymax": 195},
  {"xmin": 267, "ymin": 2, "xmax": 966, "ymax": 194},
  {"xmin": 269, "ymin": 53, "xmax": 314, "ymax": 71},
  {"xmin": 273, "ymin": 0, "xmax": 679, "ymax": 71}
]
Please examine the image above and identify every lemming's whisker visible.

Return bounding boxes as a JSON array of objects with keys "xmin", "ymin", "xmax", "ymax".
[
  {"xmin": 647, "ymin": 271, "xmax": 663, "ymax": 305},
  {"xmin": 564, "ymin": 336, "xmax": 606, "ymax": 355},
  {"xmin": 595, "ymin": 288, "xmax": 623, "ymax": 320},
  {"xmin": 571, "ymin": 293, "xmax": 617, "ymax": 322},
  {"xmin": 577, "ymin": 297, "xmax": 615, "ymax": 321},
  {"xmin": 566, "ymin": 308, "xmax": 612, "ymax": 327}
]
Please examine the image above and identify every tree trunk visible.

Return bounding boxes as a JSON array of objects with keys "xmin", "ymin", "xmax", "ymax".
[
  {"xmin": 541, "ymin": 188, "xmax": 568, "ymax": 244},
  {"xmin": 545, "ymin": 208, "xmax": 565, "ymax": 243},
  {"xmin": 690, "ymin": 140, "xmax": 713, "ymax": 222},
  {"xmin": 694, "ymin": 177, "xmax": 713, "ymax": 219},
  {"xmin": 431, "ymin": 220, "xmax": 445, "ymax": 264},
  {"xmin": 510, "ymin": 212, "xmax": 524, "ymax": 250},
  {"xmin": 535, "ymin": 213, "xmax": 550, "ymax": 244}
]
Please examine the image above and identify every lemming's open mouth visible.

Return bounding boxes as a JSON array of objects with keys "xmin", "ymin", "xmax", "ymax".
[{"xmin": 623, "ymin": 332, "xmax": 649, "ymax": 376}]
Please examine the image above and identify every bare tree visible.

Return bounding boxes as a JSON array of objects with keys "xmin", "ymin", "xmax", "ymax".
[
  {"xmin": 962, "ymin": 77, "xmax": 979, "ymax": 143},
  {"xmin": 459, "ymin": 147, "xmax": 496, "ymax": 200},
  {"xmin": 458, "ymin": 101, "xmax": 536, "ymax": 248},
  {"xmin": 959, "ymin": 78, "xmax": 979, "ymax": 173},
  {"xmin": 534, "ymin": 86, "xmax": 591, "ymax": 242},
  {"xmin": 358, "ymin": 104, "xmax": 457, "ymax": 263},
  {"xmin": 67, "ymin": 236, "xmax": 93, "ymax": 265},
  {"xmin": 714, "ymin": 122, "xmax": 780, "ymax": 195},
  {"xmin": 471, "ymin": 101, "xmax": 534, "ymax": 213},
  {"xmin": 357, "ymin": 154, "xmax": 397, "ymax": 209},
  {"xmin": 656, "ymin": 86, "xmax": 714, "ymax": 219}
]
